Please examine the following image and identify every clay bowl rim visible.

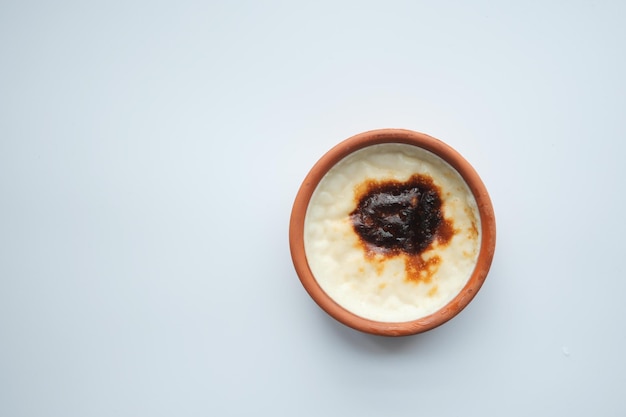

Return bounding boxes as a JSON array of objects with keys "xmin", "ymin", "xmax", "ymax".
[{"xmin": 289, "ymin": 128, "xmax": 496, "ymax": 337}]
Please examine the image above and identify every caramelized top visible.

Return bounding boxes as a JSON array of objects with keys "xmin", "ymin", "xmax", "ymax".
[{"xmin": 351, "ymin": 174, "xmax": 452, "ymax": 256}]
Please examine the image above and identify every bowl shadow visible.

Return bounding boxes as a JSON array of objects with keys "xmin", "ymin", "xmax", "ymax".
[{"xmin": 317, "ymin": 309, "xmax": 446, "ymax": 355}]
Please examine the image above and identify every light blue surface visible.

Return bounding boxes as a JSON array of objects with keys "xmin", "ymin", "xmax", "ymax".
[{"xmin": 1, "ymin": 1, "xmax": 625, "ymax": 416}]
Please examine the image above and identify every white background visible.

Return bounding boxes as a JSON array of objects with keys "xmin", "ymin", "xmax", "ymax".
[{"xmin": 1, "ymin": 1, "xmax": 625, "ymax": 416}]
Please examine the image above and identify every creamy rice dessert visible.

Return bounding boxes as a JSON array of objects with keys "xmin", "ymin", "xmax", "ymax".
[{"xmin": 303, "ymin": 143, "xmax": 481, "ymax": 323}]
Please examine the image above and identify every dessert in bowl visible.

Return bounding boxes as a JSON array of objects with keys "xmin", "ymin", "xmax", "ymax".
[{"xmin": 289, "ymin": 129, "xmax": 495, "ymax": 336}]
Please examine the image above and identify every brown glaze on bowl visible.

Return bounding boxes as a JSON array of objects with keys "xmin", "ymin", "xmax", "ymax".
[{"xmin": 289, "ymin": 129, "xmax": 496, "ymax": 336}]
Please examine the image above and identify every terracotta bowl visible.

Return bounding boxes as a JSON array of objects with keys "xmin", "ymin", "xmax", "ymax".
[{"xmin": 289, "ymin": 129, "xmax": 496, "ymax": 336}]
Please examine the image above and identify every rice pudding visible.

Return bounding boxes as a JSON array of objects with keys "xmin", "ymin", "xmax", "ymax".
[
  {"xmin": 303, "ymin": 143, "xmax": 481, "ymax": 323},
  {"xmin": 290, "ymin": 129, "xmax": 496, "ymax": 335}
]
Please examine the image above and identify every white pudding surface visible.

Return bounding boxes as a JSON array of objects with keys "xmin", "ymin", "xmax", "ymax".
[{"xmin": 303, "ymin": 143, "xmax": 481, "ymax": 323}]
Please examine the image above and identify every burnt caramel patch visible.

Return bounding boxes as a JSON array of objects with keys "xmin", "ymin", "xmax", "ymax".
[
  {"xmin": 464, "ymin": 206, "xmax": 479, "ymax": 240},
  {"xmin": 427, "ymin": 285, "xmax": 439, "ymax": 298},
  {"xmin": 351, "ymin": 174, "xmax": 456, "ymax": 284},
  {"xmin": 351, "ymin": 175, "xmax": 445, "ymax": 254},
  {"xmin": 467, "ymin": 221, "xmax": 479, "ymax": 240},
  {"xmin": 404, "ymin": 253, "xmax": 441, "ymax": 283}
]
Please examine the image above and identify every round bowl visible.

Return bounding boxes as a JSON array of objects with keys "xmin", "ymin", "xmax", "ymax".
[{"xmin": 289, "ymin": 129, "xmax": 496, "ymax": 336}]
